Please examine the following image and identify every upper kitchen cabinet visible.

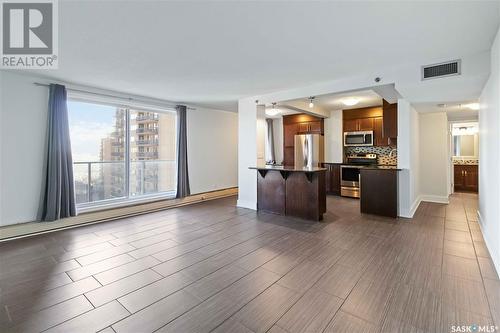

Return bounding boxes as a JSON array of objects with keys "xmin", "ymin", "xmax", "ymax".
[
  {"xmin": 343, "ymin": 103, "xmax": 398, "ymax": 147},
  {"xmin": 343, "ymin": 119, "xmax": 359, "ymax": 132},
  {"xmin": 358, "ymin": 118, "xmax": 374, "ymax": 131},
  {"xmin": 382, "ymin": 99, "xmax": 398, "ymax": 139},
  {"xmin": 373, "ymin": 116, "xmax": 387, "ymax": 146},
  {"xmin": 343, "ymin": 106, "xmax": 381, "ymax": 133},
  {"xmin": 282, "ymin": 114, "xmax": 324, "ymax": 165}
]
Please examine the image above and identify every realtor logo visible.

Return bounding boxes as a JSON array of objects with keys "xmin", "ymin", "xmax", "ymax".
[{"xmin": 1, "ymin": 0, "xmax": 58, "ymax": 68}]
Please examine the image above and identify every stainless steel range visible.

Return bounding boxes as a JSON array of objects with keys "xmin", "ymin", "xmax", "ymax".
[{"xmin": 340, "ymin": 153, "xmax": 377, "ymax": 198}]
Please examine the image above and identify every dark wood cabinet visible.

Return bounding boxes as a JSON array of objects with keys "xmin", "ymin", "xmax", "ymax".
[
  {"xmin": 323, "ymin": 163, "xmax": 341, "ymax": 195},
  {"xmin": 255, "ymin": 168, "xmax": 326, "ymax": 221},
  {"xmin": 283, "ymin": 114, "xmax": 324, "ymax": 165},
  {"xmin": 454, "ymin": 165, "xmax": 478, "ymax": 192},
  {"xmin": 383, "ymin": 100, "xmax": 398, "ymax": 139},
  {"xmin": 358, "ymin": 118, "xmax": 374, "ymax": 131},
  {"xmin": 373, "ymin": 116, "xmax": 388, "ymax": 146},
  {"xmin": 360, "ymin": 169, "xmax": 399, "ymax": 218},
  {"xmin": 284, "ymin": 123, "xmax": 298, "ymax": 147},
  {"xmin": 343, "ymin": 119, "xmax": 359, "ymax": 132},
  {"xmin": 308, "ymin": 121, "xmax": 323, "ymax": 133},
  {"xmin": 297, "ymin": 121, "xmax": 322, "ymax": 134},
  {"xmin": 342, "ymin": 118, "xmax": 374, "ymax": 132},
  {"xmin": 454, "ymin": 166, "xmax": 464, "ymax": 189},
  {"xmin": 343, "ymin": 103, "xmax": 397, "ymax": 147}
]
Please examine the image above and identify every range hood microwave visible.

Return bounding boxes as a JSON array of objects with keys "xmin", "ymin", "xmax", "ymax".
[{"xmin": 344, "ymin": 131, "xmax": 374, "ymax": 147}]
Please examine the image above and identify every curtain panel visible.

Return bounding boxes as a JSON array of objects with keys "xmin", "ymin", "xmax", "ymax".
[
  {"xmin": 175, "ymin": 105, "xmax": 191, "ymax": 198},
  {"xmin": 41, "ymin": 84, "xmax": 77, "ymax": 221}
]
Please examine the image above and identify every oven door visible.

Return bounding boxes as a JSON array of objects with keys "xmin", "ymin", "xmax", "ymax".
[
  {"xmin": 341, "ymin": 166, "xmax": 361, "ymax": 187},
  {"xmin": 344, "ymin": 131, "xmax": 374, "ymax": 146}
]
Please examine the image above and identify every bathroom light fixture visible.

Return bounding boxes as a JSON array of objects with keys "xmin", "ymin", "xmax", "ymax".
[
  {"xmin": 309, "ymin": 97, "xmax": 315, "ymax": 108},
  {"xmin": 266, "ymin": 102, "xmax": 281, "ymax": 116},
  {"xmin": 342, "ymin": 98, "xmax": 359, "ymax": 106}
]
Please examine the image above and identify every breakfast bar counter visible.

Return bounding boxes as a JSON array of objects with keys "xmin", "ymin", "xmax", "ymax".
[{"xmin": 249, "ymin": 165, "xmax": 327, "ymax": 221}]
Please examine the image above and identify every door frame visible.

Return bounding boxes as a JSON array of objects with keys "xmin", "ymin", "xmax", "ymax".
[{"xmin": 448, "ymin": 119, "xmax": 479, "ymax": 194}]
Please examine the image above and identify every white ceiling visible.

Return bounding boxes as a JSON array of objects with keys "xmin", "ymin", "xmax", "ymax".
[
  {"xmin": 285, "ymin": 90, "xmax": 383, "ymax": 112},
  {"xmin": 414, "ymin": 101, "xmax": 479, "ymax": 121},
  {"xmin": 22, "ymin": 1, "xmax": 500, "ymax": 111}
]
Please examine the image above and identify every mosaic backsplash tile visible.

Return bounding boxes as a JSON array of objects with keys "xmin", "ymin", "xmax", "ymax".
[
  {"xmin": 453, "ymin": 158, "xmax": 479, "ymax": 165},
  {"xmin": 345, "ymin": 146, "xmax": 398, "ymax": 165}
]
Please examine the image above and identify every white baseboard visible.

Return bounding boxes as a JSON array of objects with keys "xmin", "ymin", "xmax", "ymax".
[
  {"xmin": 477, "ymin": 211, "xmax": 500, "ymax": 277},
  {"xmin": 0, "ymin": 187, "xmax": 238, "ymax": 241},
  {"xmin": 399, "ymin": 196, "xmax": 422, "ymax": 218},
  {"xmin": 420, "ymin": 194, "xmax": 450, "ymax": 204},
  {"xmin": 236, "ymin": 199, "xmax": 257, "ymax": 210}
]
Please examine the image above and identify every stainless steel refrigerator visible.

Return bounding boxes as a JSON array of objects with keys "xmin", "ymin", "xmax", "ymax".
[{"xmin": 294, "ymin": 134, "xmax": 324, "ymax": 168}]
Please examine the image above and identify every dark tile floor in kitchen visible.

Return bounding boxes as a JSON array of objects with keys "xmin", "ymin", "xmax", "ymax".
[{"xmin": 0, "ymin": 193, "xmax": 499, "ymax": 333}]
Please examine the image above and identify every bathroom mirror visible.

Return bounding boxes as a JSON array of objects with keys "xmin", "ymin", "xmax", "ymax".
[{"xmin": 452, "ymin": 122, "xmax": 479, "ymax": 158}]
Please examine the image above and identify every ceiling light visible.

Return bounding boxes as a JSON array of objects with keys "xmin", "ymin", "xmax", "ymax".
[
  {"xmin": 309, "ymin": 97, "xmax": 315, "ymax": 108},
  {"xmin": 452, "ymin": 126, "xmax": 478, "ymax": 136},
  {"xmin": 466, "ymin": 103, "xmax": 480, "ymax": 110},
  {"xmin": 266, "ymin": 102, "xmax": 281, "ymax": 117},
  {"xmin": 342, "ymin": 98, "xmax": 359, "ymax": 106}
]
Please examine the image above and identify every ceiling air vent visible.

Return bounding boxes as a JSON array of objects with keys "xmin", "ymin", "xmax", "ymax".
[{"xmin": 421, "ymin": 60, "xmax": 461, "ymax": 80}]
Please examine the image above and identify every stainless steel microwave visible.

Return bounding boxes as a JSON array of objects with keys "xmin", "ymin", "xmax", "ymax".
[{"xmin": 344, "ymin": 131, "xmax": 374, "ymax": 146}]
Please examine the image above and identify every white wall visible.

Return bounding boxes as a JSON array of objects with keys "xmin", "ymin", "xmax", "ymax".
[
  {"xmin": 187, "ymin": 108, "xmax": 237, "ymax": 195},
  {"xmin": 397, "ymin": 99, "xmax": 421, "ymax": 218},
  {"xmin": 479, "ymin": 26, "xmax": 500, "ymax": 273},
  {"xmin": 1, "ymin": 72, "xmax": 49, "ymax": 226},
  {"xmin": 0, "ymin": 71, "xmax": 238, "ymax": 226},
  {"xmin": 237, "ymin": 98, "xmax": 258, "ymax": 209},
  {"xmin": 324, "ymin": 109, "xmax": 343, "ymax": 163},
  {"xmin": 419, "ymin": 112, "xmax": 450, "ymax": 203}
]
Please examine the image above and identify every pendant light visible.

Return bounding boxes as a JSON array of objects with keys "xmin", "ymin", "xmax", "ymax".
[
  {"xmin": 309, "ymin": 96, "xmax": 315, "ymax": 108},
  {"xmin": 266, "ymin": 102, "xmax": 280, "ymax": 117}
]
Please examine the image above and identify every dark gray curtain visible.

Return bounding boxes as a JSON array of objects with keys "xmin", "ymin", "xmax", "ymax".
[
  {"xmin": 41, "ymin": 84, "xmax": 77, "ymax": 221},
  {"xmin": 266, "ymin": 118, "xmax": 275, "ymax": 163},
  {"xmin": 176, "ymin": 105, "xmax": 190, "ymax": 198}
]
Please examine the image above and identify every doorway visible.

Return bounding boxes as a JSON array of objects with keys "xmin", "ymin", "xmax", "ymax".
[{"xmin": 449, "ymin": 121, "xmax": 479, "ymax": 194}]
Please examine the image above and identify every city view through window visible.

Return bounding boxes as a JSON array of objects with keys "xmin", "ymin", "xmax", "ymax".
[{"xmin": 68, "ymin": 100, "xmax": 177, "ymax": 206}]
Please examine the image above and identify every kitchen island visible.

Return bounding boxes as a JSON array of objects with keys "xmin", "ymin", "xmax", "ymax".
[{"xmin": 249, "ymin": 165, "xmax": 327, "ymax": 221}]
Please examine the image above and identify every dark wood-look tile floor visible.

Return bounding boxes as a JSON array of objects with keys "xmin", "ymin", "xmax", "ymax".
[{"xmin": 0, "ymin": 193, "xmax": 499, "ymax": 333}]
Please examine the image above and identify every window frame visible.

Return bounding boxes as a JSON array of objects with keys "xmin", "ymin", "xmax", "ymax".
[{"xmin": 67, "ymin": 94, "xmax": 178, "ymax": 213}]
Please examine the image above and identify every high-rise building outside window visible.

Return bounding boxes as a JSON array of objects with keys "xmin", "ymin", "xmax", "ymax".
[{"xmin": 68, "ymin": 99, "xmax": 177, "ymax": 209}]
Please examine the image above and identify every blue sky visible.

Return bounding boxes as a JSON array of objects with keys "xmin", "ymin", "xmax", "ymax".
[{"xmin": 68, "ymin": 101, "xmax": 117, "ymax": 162}]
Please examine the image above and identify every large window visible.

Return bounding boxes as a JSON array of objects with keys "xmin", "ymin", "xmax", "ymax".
[{"xmin": 68, "ymin": 100, "xmax": 177, "ymax": 208}]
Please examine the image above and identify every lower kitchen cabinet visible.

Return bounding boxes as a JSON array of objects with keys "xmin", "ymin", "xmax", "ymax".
[
  {"xmin": 323, "ymin": 163, "xmax": 341, "ymax": 195},
  {"xmin": 360, "ymin": 169, "xmax": 399, "ymax": 218},
  {"xmin": 454, "ymin": 164, "xmax": 478, "ymax": 192}
]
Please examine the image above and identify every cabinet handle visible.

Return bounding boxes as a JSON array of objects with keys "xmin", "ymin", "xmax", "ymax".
[{"xmin": 465, "ymin": 170, "xmax": 467, "ymax": 176}]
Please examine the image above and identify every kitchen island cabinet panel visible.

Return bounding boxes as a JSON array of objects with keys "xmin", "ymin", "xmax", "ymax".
[
  {"xmin": 251, "ymin": 166, "xmax": 326, "ymax": 221},
  {"xmin": 257, "ymin": 170, "xmax": 286, "ymax": 215},
  {"xmin": 286, "ymin": 171, "xmax": 326, "ymax": 221}
]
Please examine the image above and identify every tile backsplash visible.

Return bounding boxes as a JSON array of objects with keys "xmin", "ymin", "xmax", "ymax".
[
  {"xmin": 345, "ymin": 146, "xmax": 398, "ymax": 165},
  {"xmin": 452, "ymin": 157, "xmax": 479, "ymax": 165}
]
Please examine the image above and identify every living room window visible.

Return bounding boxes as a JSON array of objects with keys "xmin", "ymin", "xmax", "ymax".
[{"xmin": 68, "ymin": 99, "xmax": 177, "ymax": 210}]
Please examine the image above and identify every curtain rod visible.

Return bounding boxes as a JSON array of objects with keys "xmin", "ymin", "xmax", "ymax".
[{"xmin": 33, "ymin": 82, "xmax": 196, "ymax": 110}]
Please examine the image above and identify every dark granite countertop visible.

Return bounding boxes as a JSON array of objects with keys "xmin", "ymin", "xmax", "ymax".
[{"xmin": 249, "ymin": 165, "xmax": 327, "ymax": 172}]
